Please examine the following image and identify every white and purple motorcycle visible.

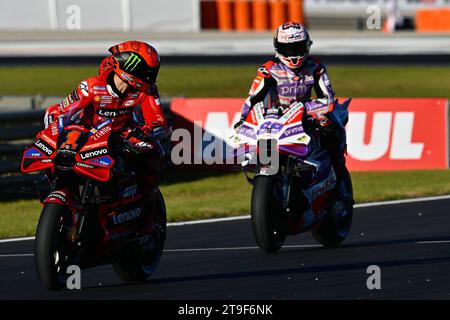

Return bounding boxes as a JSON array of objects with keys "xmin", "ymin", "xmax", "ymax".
[{"xmin": 231, "ymin": 92, "xmax": 353, "ymax": 253}]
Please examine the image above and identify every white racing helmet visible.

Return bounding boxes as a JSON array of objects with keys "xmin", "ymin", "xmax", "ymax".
[{"xmin": 273, "ymin": 22, "xmax": 313, "ymax": 69}]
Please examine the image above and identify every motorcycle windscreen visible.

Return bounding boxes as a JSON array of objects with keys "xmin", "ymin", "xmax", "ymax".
[
  {"xmin": 21, "ymin": 122, "xmax": 59, "ymax": 173},
  {"xmin": 241, "ymin": 87, "xmax": 310, "ymax": 153},
  {"xmin": 73, "ymin": 120, "xmax": 115, "ymax": 182}
]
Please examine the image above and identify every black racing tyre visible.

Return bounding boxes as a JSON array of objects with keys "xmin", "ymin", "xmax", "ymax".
[
  {"xmin": 34, "ymin": 204, "xmax": 72, "ymax": 290},
  {"xmin": 251, "ymin": 176, "xmax": 287, "ymax": 253},
  {"xmin": 312, "ymin": 167, "xmax": 354, "ymax": 247},
  {"xmin": 113, "ymin": 190, "xmax": 167, "ymax": 282}
]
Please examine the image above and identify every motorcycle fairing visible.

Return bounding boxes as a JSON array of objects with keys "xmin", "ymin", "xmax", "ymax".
[
  {"xmin": 21, "ymin": 123, "xmax": 59, "ymax": 173},
  {"xmin": 236, "ymin": 101, "xmax": 311, "ymax": 157},
  {"xmin": 43, "ymin": 189, "xmax": 79, "ymax": 207},
  {"xmin": 73, "ymin": 120, "xmax": 115, "ymax": 182}
]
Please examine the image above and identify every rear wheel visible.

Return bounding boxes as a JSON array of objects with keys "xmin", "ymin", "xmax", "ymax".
[
  {"xmin": 34, "ymin": 204, "xmax": 72, "ymax": 290},
  {"xmin": 312, "ymin": 167, "xmax": 353, "ymax": 247},
  {"xmin": 113, "ymin": 190, "xmax": 167, "ymax": 282},
  {"xmin": 251, "ymin": 176, "xmax": 287, "ymax": 253}
]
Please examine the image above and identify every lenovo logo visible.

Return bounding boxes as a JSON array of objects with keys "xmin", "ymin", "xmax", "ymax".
[
  {"xmin": 98, "ymin": 108, "xmax": 133, "ymax": 117},
  {"xmin": 112, "ymin": 207, "xmax": 141, "ymax": 225},
  {"xmin": 80, "ymin": 148, "xmax": 108, "ymax": 160},
  {"xmin": 35, "ymin": 140, "xmax": 53, "ymax": 156}
]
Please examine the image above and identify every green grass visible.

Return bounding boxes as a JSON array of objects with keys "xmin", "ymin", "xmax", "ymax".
[
  {"xmin": 1, "ymin": 64, "xmax": 450, "ymax": 238},
  {"xmin": 1, "ymin": 169, "xmax": 450, "ymax": 239},
  {"xmin": 1, "ymin": 65, "xmax": 450, "ymax": 99}
]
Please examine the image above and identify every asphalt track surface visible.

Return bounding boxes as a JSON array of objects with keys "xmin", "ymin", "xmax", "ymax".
[{"xmin": 1, "ymin": 197, "xmax": 450, "ymax": 300}]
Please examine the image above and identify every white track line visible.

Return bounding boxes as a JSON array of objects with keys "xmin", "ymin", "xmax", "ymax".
[
  {"xmin": 0, "ymin": 236, "xmax": 35, "ymax": 244},
  {"xmin": 416, "ymin": 240, "xmax": 450, "ymax": 244},
  {"xmin": 0, "ymin": 254, "xmax": 34, "ymax": 258},
  {"xmin": 354, "ymin": 194, "xmax": 450, "ymax": 208},
  {"xmin": 3, "ymin": 240, "xmax": 450, "ymax": 258},
  {"xmin": 0, "ymin": 245, "xmax": 321, "ymax": 257},
  {"xmin": 168, "ymin": 215, "xmax": 250, "ymax": 226},
  {"xmin": 1, "ymin": 194, "xmax": 450, "ymax": 244},
  {"xmin": 164, "ymin": 244, "xmax": 321, "ymax": 253}
]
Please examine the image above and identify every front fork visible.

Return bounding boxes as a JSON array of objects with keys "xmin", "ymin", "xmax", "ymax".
[
  {"xmin": 74, "ymin": 179, "xmax": 95, "ymax": 246},
  {"xmin": 279, "ymin": 175, "xmax": 292, "ymax": 213},
  {"xmin": 265, "ymin": 158, "xmax": 293, "ymax": 213},
  {"xmin": 243, "ymin": 151, "xmax": 293, "ymax": 212}
]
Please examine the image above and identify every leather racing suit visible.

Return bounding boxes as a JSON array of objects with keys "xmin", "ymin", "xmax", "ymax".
[
  {"xmin": 43, "ymin": 67, "xmax": 169, "ymax": 201},
  {"xmin": 238, "ymin": 56, "xmax": 347, "ymax": 194}
]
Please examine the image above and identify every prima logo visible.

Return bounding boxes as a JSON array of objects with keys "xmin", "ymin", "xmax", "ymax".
[
  {"xmin": 281, "ymin": 124, "xmax": 304, "ymax": 138},
  {"xmin": 80, "ymin": 148, "xmax": 107, "ymax": 160},
  {"xmin": 124, "ymin": 53, "xmax": 141, "ymax": 71},
  {"xmin": 279, "ymin": 84, "xmax": 307, "ymax": 96}
]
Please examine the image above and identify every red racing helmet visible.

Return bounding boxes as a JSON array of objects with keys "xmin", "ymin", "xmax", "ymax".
[
  {"xmin": 98, "ymin": 56, "xmax": 115, "ymax": 75},
  {"xmin": 108, "ymin": 40, "xmax": 160, "ymax": 91}
]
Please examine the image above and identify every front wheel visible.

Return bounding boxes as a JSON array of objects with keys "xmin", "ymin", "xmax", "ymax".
[
  {"xmin": 113, "ymin": 190, "xmax": 167, "ymax": 282},
  {"xmin": 312, "ymin": 167, "xmax": 353, "ymax": 247},
  {"xmin": 34, "ymin": 204, "xmax": 73, "ymax": 290},
  {"xmin": 251, "ymin": 176, "xmax": 287, "ymax": 253}
]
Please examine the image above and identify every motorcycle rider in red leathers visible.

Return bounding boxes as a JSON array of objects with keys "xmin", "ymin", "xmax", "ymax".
[
  {"xmin": 43, "ymin": 40, "xmax": 170, "ymax": 206},
  {"xmin": 234, "ymin": 22, "xmax": 349, "ymax": 199}
]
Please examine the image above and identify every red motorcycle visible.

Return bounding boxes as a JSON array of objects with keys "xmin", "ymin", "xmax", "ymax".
[{"xmin": 21, "ymin": 112, "xmax": 166, "ymax": 290}]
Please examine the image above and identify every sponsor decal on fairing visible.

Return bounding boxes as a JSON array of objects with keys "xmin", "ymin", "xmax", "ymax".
[
  {"xmin": 122, "ymin": 185, "xmax": 138, "ymax": 198},
  {"xmin": 25, "ymin": 148, "xmax": 44, "ymax": 158},
  {"xmin": 110, "ymin": 207, "xmax": 142, "ymax": 226},
  {"xmin": 79, "ymin": 81, "xmax": 89, "ymax": 97},
  {"xmin": 48, "ymin": 191, "xmax": 67, "ymax": 203},
  {"xmin": 34, "ymin": 139, "xmax": 54, "ymax": 156},
  {"xmin": 87, "ymin": 156, "xmax": 112, "ymax": 167},
  {"xmin": 79, "ymin": 148, "xmax": 108, "ymax": 160}
]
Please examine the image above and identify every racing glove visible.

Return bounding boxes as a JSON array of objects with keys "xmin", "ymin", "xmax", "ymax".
[
  {"xmin": 305, "ymin": 99, "xmax": 333, "ymax": 127},
  {"xmin": 233, "ymin": 120, "xmax": 244, "ymax": 135}
]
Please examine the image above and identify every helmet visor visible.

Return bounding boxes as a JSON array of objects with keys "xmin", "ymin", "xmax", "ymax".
[
  {"xmin": 133, "ymin": 62, "xmax": 160, "ymax": 85},
  {"xmin": 276, "ymin": 41, "xmax": 309, "ymax": 58},
  {"xmin": 118, "ymin": 52, "xmax": 160, "ymax": 85}
]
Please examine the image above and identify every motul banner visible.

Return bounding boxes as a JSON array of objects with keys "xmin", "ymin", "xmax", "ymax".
[
  {"xmin": 345, "ymin": 98, "xmax": 448, "ymax": 171},
  {"xmin": 170, "ymin": 98, "xmax": 449, "ymax": 171}
]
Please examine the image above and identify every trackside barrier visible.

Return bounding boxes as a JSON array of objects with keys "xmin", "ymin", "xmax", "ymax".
[
  {"xmin": 203, "ymin": 0, "xmax": 305, "ymax": 31},
  {"xmin": 170, "ymin": 98, "xmax": 449, "ymax": 172},
  {"xmin": 416, "ymin": 8, "xmax": 450, "ymax": 32},
  {"xmin": 1, "ymin": 97, "xmax": 448, "ymax": 197}
]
